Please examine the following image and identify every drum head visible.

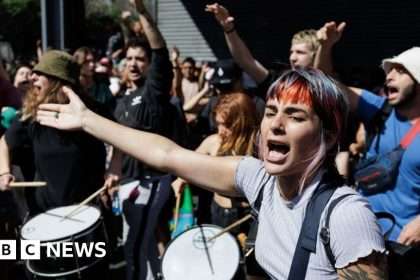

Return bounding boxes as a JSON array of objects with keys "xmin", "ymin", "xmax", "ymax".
[
  {"xmin": 161, "ymin": 224, "xmax": 240, "ymax": 280},
  {"xmin": 21, "ymin": 205, "xmax": 101, "ymax": 242}
]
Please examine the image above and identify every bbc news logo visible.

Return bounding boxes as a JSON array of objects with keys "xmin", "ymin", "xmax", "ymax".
[{"xmin": 0, "ymin": 240, "xmax": 106, "ymax": 260}]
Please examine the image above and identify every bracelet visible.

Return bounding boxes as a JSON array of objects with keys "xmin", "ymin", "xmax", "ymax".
[
  {"xmin": 224, "ymin": 26, "xmax": 236, "ymax": 34},
  {"xmin": 0, "ymin": 172, "xmax": 11, "ymax": 177}
]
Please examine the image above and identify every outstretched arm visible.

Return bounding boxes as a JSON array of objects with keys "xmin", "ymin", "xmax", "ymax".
[
  {"xmin": 312, "ymin": 21, "xmax": 362, "ymax": 112},
  {"xmin": 130, "ymin": 0, "xmax": 165, "ymax": 49},
  {"xmin": 183, "ymin": 82, "xmax": 210, "ymax": 111},
  {"xmin": 206, "ymin": 3, "xmax": 269, "ymax": 83},
  {"xmin": 37, "ymin": 87, "xmax": 241, "ymax": 196},
  {"xmin": 314, "ymin": 21, "xmax": 346, "ymax": 76}
]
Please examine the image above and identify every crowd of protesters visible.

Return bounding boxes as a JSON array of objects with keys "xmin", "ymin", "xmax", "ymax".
[{"xmin": 0, "ymin": 0, "xmax": 420, "ymax": 280}]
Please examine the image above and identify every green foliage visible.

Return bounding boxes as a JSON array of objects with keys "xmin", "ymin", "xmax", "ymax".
[
  {"xmin": 2, "ymin": 0, "xmax": 33, "ymax": 16},
  {"xmin": 0, "ymin": 0, "xmax": 41, "ymax": 59},
  {"xmin": 85, "ymin": 0, "xmax": 121, "ymax": 20},
  {"xmin": 0, "ymin": 0, "xmax": 120, "ymax": 59}
]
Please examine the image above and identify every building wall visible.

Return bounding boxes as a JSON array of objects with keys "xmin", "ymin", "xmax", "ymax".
[{"xmin": 157, "ymin": 0, "xmax": 216, "ymax": 62}]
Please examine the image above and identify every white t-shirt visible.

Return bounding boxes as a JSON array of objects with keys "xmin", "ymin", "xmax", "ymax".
[
  {"xmin": 235, "ymin": 157, "xmax": 385, "ymax": 280},
  {"xmin": 181, "ymin": 79, "xmax": 199, "ymax": 103}
]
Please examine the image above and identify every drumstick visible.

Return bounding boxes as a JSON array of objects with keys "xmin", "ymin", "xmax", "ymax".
[
  {"xmin": 44, "ymin": 212, "xmax": 84, "ymax": 223},
  {"xmin": 207, "ymin": 213, "xmax": 253, "ymax": 242},
  {"xmin": 10, "ymin": 181, "xmax": 46, "ymax": 188},
  {"xmin": 61, "ymin": 185, "xmax": 107, "ymax": 221},
  {"xmin": 200, "ymin": 225, "xmax": 215, "ymax": 275},
  {"xmin": 245, "ymin": 247, "xmax": 254, "ymax": 258},
  {"xmin": 173, "ymin": 193, "xmax": 181, "ymax": 232}
]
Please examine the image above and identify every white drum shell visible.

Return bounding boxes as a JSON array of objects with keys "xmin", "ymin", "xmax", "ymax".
[
  {"xmin": 161, "ymin": 225, "xmax": 240, "ymax": 280},
  {"xmin": 20, "ymin": 205, "xmax": 106, "ymax": 278}
]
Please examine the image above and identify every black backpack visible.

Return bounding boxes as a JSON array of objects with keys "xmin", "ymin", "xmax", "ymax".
[{"xmin": 245, "ymin": 172, "xmax": 351, "ymax": 279}]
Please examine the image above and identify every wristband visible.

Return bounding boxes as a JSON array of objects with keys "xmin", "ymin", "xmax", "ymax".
[{"xmin": 0, "ymin": 172, "xmax": 11, "ymax": 177}]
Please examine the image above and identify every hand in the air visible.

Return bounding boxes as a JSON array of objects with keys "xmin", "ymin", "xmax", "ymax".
[
  {"xmin": 36, "ymin": 86, "xmax": 88, "ymax": 131},
  {"xmin": 317, "ymin": 21, "xmax": 346, "ymax": 48},
  {"xmin": 129, "ymin": 0, "xmax": 146, "ymax": 13},
  {"xmin": 171, "ymin": 47, "xmax": 180, "ymax": 64},
  {"xmin": 205, "ymin": 3, "xmax": 235, "ymax": 32}
]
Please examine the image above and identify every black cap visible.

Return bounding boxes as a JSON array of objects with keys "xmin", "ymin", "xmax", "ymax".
[{"xmin": 210, "ymin": 59, "xmax": 241, "ymax": 87}]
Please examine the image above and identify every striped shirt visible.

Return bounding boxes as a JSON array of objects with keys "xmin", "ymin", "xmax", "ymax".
[{"xmin": 235, "ymin": 157, "xmax": 385, "ymax": 280}]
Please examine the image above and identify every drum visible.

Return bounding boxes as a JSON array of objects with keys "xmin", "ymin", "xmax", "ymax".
[
  {"xmin": 20, "ymin": 205, "xmax": 108, "ymax": 279},
  {"xmin": 161, "ymin": 224, "xmax": 241, "ymax": 280}
]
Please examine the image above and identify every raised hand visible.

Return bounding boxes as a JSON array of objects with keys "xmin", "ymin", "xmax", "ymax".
[
  {"xmin": 205, "ymin": 3, "xmax": 235, "ymax": 32},
  {"xmin": 317, "ymin": 21, "xmax": 346, "ymax": 48},
  {"xmin": 129, "ymin": 0, "xmax": 146, "ymax": 13},
  {"xmin": 36, "ymin": 86, "xmax": 88, "ymax": 131},
  {"xmin": 171, "ymin": 47, "xmax": 180, "ymax": 64}
]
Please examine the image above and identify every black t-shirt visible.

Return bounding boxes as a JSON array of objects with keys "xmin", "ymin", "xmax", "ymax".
[
  {"xmin": 113, "ymin": 48, "xmax": 174, "ymax": 182},
  {"xmin": 5, "ymin": 118, "xmax": 106, "ymax": 214}
]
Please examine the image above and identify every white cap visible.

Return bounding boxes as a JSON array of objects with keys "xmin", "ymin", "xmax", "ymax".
[{"xmin": 382, "ymin": 47, "xmax": 420, "ymax": 83}]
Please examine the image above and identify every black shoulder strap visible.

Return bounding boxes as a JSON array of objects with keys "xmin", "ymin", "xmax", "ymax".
[
  {"xmin": 245, "ymin": 174, "xmax": 271, "ymax": 252},
  {"xmin": 320, "ymin": 193, "xmax": 354, "ymax": 268},
  {"xmin": 251, "ymin": 174, "xmax": 270, "ymax": 219},
  {"xmin": 287, "ymin": 182, "xmax": 337, "ymax": 280}
]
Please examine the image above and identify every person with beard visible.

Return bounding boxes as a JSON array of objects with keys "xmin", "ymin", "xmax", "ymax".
[
  {"xmin": 103, "ymin": 0, "xmax": 175, "ymax": 279},
  {"xmin": 326, "ymin": 46, "xmax": 420, "ymax": 245},
  {"xmin": 206, "ymin": 4, "xmax": 355, "ymax": 181},
  {"xmin": 37, "ymin": 68, "xmax": 387, "ymax": 279}
]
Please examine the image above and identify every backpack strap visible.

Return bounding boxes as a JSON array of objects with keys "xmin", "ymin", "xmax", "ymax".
[
  {"xmin": 246, "ymin": 173, "xmax": 271, "ymax": 249},
  {"xmin": 251, "ymin": 174, "xmax": 271, "ymax": 219},
  {"xmin": 287, "ymin": 181, "xmax": 337, "ymax": 280},
  {"xmin": 320, "ymin": 193, "xmax": 354, "ymax": 267}
]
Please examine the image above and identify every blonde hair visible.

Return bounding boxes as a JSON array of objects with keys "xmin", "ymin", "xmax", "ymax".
[
  {"xmin": 291, "ymin": 29, "xmax": 320, "ymax": 53},
  {"xmin": 213, "ymin": 93, "xmax": 258, "ymax": 157},
  {"xmin": 21, "ymin": 78, "xmax": 69, "ymax": 121}
]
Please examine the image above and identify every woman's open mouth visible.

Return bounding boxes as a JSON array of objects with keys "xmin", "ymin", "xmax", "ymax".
[{"xmin": 267, "ymin": 140, "xmax": 290, "ymax": 162}]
